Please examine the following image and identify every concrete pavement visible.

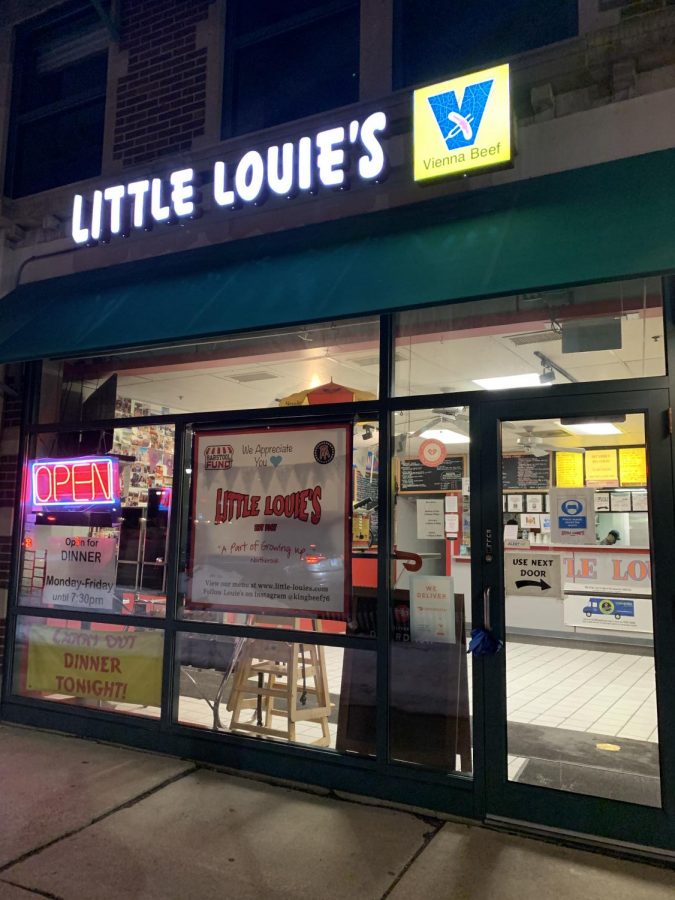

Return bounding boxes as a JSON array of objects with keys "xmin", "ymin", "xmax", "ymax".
[{"xmin": 1, "ymin": 724, "xmax": 675, "ymax": 899}]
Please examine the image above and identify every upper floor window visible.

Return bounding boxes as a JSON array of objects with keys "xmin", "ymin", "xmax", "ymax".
[
  {"xmin": 223, "ymin": 0, "xmax": 360, "ymax": 138},
  {"xmin": 394, "ymin": 0, "xmax": 578, "ymax": 89},
  {"xmin": 4, "ymin": 1, "xmax": 109, "ymax": 198}
]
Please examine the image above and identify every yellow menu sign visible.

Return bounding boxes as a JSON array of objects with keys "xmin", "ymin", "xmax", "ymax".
[
  {"xmin": 555, "ymin": 452, "xmax": 584, "ymax": 487},
  {"xmin": 584, "ymin": 449, "xmax": 619, "ymax": 487},
  {"xmin": 619, "ymin": 447, "xmax": 647, "ymax": 487}
]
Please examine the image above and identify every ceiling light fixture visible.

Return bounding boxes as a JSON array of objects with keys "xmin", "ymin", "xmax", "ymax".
[
  {"xmin": 420, "ymin": 428, "xmax": 470, "ymax": 443},
  {"xmin": 473, "ymin": 373, "xmax": 547, "ymax": 390},
  {"xmin": 560, "ymin": 422, "xmax": 622, "ymax": 436}
]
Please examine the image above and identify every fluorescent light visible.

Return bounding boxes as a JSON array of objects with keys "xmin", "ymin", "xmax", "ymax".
[
  {"xmin": 473, "ymin": 373, "xmax": 548, "ymax": 390},
  {"xmin": 561, "ymin": 422, "xmax": 622, "ymax": 436},
  {"xmin": 420, "ymin": 428, "xmax": 470, "ymax": 443}
]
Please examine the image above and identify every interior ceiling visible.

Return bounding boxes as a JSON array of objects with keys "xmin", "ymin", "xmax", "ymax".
[{"xmin": 76, "ymin": 304, "xmax": 664, "ymax": 428}]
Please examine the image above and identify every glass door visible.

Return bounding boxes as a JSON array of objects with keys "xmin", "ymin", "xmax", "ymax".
[{"xmin": 479, "ymin": 390, "xmax": 675, "ymax": 849}]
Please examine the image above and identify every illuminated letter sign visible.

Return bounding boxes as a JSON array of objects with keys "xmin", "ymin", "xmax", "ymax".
[
  {"xmin": 30, "ymin": 457, "xmax": 119, "ymax": 508},
  {"xmin": 70, "ymin": 111, "xmax": 388, "ymax": 246},
  {"xmin": 413, "ymin": 64, "xmax": 511, "ymax": 182}
]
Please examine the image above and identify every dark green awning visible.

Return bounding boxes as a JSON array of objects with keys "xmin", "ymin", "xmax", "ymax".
[{"xmin": 1, "ymin": 148, "xmax": 675, "ymax": 363}]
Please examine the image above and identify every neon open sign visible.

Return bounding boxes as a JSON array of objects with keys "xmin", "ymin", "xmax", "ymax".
[{"xmin": 30, "ymin": 457, "xmax": 119, "ymax": 508}]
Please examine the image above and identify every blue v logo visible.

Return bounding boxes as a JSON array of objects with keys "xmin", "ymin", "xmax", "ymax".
[{"xmin": 427, "ymin": 79, "xmax": 494, "ymax": 151}]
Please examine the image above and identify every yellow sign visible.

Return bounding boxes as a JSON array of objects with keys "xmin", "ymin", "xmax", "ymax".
[
  {"xmin": 555, "ymin": 452, "xmax": 584, "ymax": 488},
  {"xmin": 413, "ymin": 63, "xmax": 511, "ymax": 182},
  {"xmin": 584, "ymin": 449, "xmax": 619, "ymax": 487},
  {"xmin": 619, "ymin": 447, "xmax": 647, "ymax": 487},
  {"xmin": 26, "ymin": 625, "xmax": 163, "ymax": 706}
]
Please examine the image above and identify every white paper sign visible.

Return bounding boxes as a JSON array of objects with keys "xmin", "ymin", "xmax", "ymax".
[
  {"xmin": 444, "ymin": 513, "xmax": 459, "ymax": 534},
  {"xmin": 416, "ymin": 498, "xmax": 445, "ymax": 539},
  {"xmin": 507, "ymin": 494, "xmax": 523, "ymax": 513},
  {"xmin": 445, "ymin": 494, "xmax": 458, "ymax": 513},
  {"xmin": 43, "ymin": 536, "xmax": 117, "ymax": 610},
  {"xmin": 504, "ymin": 551, "xmax": 562, "ymax": 597},
  {"xmin": 190, "ymin": 425, "xmax": 349, "ymax": 613},
  {"xmin": 526, "ymin": 494, "xmax": 543, "ymax": 513},
  {"xmin": 632, "ymin": 491, "xmax": 648, "ymax": 511},
  {"xmin": 550, "ymin": 488, "xmax": 594, "ymax": 544},
  {"xmin": 610, "ymin": 492, "xmax": 632, "ymax": 512},
  {"xmin": 594, "ymin": 492, "xmax": 610, "ymax": 511},
  {"xmin": 410, "ymin": 575, "xmax": 455, "ymax": 643}
]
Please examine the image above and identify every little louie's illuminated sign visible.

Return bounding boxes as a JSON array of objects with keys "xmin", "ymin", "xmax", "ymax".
[
  {"xmin": 71, "ymin": 111, "xmax": 388, "ymax": 245},
  {"xmin": 30, "ymin": 457, "xmax": 120, "ymax": 508},
  {"xmin": 413, "ymin": 64, "xmax": 511, "ymax": 182}
]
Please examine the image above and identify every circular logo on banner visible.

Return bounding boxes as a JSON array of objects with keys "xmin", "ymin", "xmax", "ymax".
[
  {"xmin": 561, "ymin": 499, "xmax": 583, "ymax": 515},
  {"xmin": 418, "ymin": 439, "xmax": 447, "ymax": 468},
  {"xmin": 314, "ymin": 441, "xmax": 335, "ymax": 464},
  {"xmin": 598, "ymin": 599, "xmax": 615, "ymax": 616}
]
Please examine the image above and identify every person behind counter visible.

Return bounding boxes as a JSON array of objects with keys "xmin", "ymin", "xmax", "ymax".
[{"xmin": 600, "ymin": 529, "xmax": 620, "ymax": 545}]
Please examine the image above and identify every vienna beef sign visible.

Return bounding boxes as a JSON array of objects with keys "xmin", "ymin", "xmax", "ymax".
[
  {"xmin": 70, "ymin": 111, "xmax": 387, "ymax": 245},
  {"xmin": 190, "ymin": 425, "xmax": 350, "ymax": 615}
]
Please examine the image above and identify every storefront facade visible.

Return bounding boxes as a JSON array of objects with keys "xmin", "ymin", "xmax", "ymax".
[{"xmin": 2, "ymin": 0, "xmax": 675, "ymax": 861}]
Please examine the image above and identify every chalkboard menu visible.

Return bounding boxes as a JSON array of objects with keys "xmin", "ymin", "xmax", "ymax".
[
  {"xmin": 502, "ymin": 454, "xmax": 550, "ymax": 491},
  {"xmin": 399, "ymin": 457, "xmax": 464, "ymax": 492}
]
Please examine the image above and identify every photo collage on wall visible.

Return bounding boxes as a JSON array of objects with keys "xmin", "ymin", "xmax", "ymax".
[{"xmin": 113, "ymin": 397, "xmax": 175, "ymax": 508}]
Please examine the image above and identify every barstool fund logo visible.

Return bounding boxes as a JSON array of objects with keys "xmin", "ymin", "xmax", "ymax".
[
  {"xmin": 413, "ymin": 63, "xmax": 511, "ymax": 182},
  {"xmin": 204, "ymin": 444, "xmax": 234, "ymax": 470}
]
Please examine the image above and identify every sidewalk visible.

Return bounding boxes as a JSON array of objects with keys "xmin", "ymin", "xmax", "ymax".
[{"xmin": 1, "ymin": 724, "xmax": 675, "ymax": 900}]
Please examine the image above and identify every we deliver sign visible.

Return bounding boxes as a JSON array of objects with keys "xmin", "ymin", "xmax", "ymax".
[{"xmin": 504, "ymin": 552, "xmax": 562, "ymax": 598}]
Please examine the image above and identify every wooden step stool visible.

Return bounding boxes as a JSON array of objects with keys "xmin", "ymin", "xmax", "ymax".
[{"xmin": 226, "ymin": 637, "xmax": 332, "ymax": 746}]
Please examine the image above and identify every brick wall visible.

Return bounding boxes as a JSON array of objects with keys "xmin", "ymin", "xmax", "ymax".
[
  {"xmin": 112, "ymin": 0, "xmax": 211, "ymax": 167},
  {"xmin": 0, "ymin": 365, "xmax": 23, "ymax": 674}
]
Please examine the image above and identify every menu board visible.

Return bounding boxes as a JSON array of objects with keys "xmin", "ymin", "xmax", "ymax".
[
  {"xmin": 555, "ymin": 451, "xmax": 584, "ymax": 487},
  {"xmin": 585, "ymin": 449, "xmax": 619, "ymax": 487},
  {"xmin": 619, "ymin": 447, "xmax": 647, "ymax": 487},
  {"xmin": 502, "ymin": 454, "xmax": 550, "ymax": 490},
  {"xmin": 399, "ymin": 457, "xmax": 464, "ymax": 493}
]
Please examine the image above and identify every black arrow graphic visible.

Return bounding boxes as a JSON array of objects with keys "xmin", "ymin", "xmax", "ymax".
[{"xmin": 515, "ymin": 578, "xmax": 551, "ymax": 590}]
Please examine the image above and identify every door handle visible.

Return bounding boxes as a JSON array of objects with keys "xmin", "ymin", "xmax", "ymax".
[{"xmin": 483, "ymin": 586, "xmax": 491, "ymax": 630}]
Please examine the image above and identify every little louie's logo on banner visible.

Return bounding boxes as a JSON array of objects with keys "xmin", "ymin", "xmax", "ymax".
[{"xmin": 413, "ymin": 63, "xmax": 511, "ymax": 182}]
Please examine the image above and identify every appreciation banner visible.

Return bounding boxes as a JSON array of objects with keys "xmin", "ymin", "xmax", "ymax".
[
  {"xmin": 26, "ymin": 626, "xmax": 163, "ymax": 705},
  {"xmin": 190, "ymin": 425, "xmax": 351, "ymax": 614}
]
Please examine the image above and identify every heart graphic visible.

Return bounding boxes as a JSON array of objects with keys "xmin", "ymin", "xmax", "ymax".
[{"xmin": 270, "ymin": 455, "xmax": 283, "ymax": 467}]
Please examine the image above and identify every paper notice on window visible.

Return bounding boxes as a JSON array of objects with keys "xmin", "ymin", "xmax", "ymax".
[
  {"xmin": 416, "ymin": 498, "xmax": 445, "ymax": 539},
  {"xmin": 610, "ymin": 492, "xmax": 631, "ymax": 512},
  {"xmin": 445, "ymin": 494, "xmax": 458, "ymax": 513},
  {"xmin": 594, "ymin": 492, "xmax": 610, "ymax": 512},
  {"xmin": 631, "ymin": 492, "xmax": 648, "ymax": 511},
  {"xmin": 444, "ymin": 513, "xmax": 459, "ymax": 534}
]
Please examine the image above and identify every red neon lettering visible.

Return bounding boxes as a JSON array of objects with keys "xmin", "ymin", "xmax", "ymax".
[{"xmin": 92, "ymin": 461, "xmax": 113, "ymax": 500}]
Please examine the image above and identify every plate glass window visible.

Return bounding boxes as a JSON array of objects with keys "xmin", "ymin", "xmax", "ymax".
[{"xmin": 4, "ymin": 1, "xmax": 108, "ymax": 197}]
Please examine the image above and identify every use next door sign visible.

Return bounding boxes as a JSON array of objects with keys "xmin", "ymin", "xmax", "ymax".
[{"xmin": 504, "ymin": 552, "xmax": 562, "ymax": 598}]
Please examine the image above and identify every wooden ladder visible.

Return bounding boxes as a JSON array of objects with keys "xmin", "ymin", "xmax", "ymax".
[{"xmin": 226, "ymin": 636, "xmax": 332, "ymax": 746}]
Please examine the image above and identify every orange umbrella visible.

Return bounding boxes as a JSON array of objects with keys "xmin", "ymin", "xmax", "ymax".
[{"xmin": 279, "ymin": 379, "xmax": 376, "ymax": 407}]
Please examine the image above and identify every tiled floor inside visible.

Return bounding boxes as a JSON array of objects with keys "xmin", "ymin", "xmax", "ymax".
[{"xmin": 177, "ymin": 638, "xmax": 657, "ymax": 752}]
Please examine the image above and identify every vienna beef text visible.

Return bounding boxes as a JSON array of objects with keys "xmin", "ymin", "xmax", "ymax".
[{"xmin": 214, "ymin": 488, "xmax": 322, "ymax": 525}]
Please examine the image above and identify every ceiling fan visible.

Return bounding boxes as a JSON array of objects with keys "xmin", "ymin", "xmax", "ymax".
[{"xmin": 514, "ymin": 426, "xmax": 584, "ymax": 457}]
